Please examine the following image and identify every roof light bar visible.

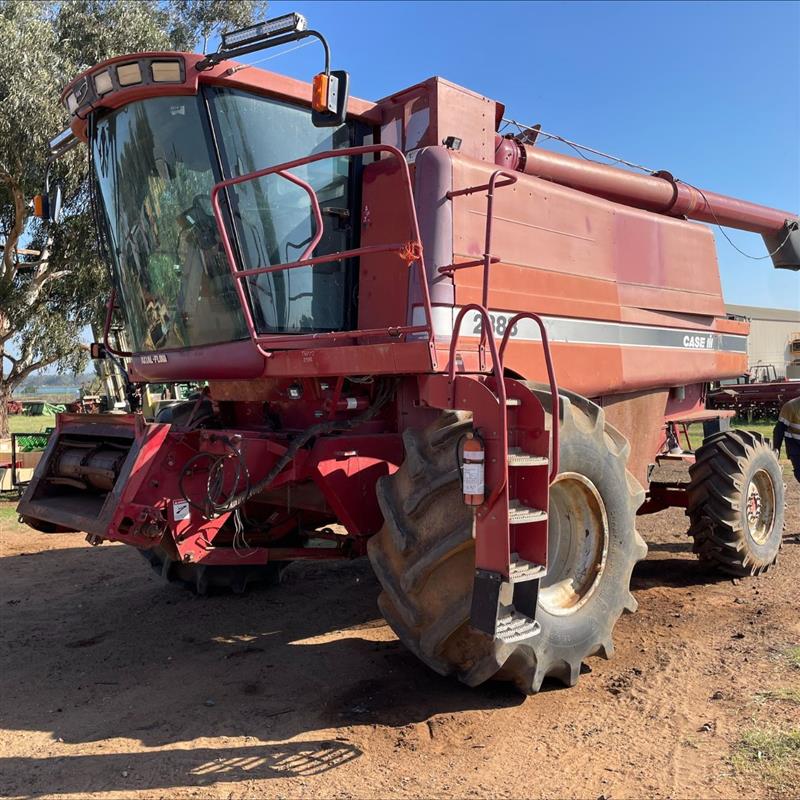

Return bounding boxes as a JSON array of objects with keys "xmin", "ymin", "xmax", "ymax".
[{"xmin": 220, "ymin": 12, "xmax": 308, "ymax": 50}]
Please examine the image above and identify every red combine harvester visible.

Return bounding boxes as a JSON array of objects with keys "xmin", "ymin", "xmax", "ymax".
[{"xmin": 20, "ymin": 13, "xmax": 798, "ymax": 693}]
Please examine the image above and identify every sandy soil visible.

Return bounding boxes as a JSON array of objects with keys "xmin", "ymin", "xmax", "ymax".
[{"xmin": 1, "ymin": 473, "xmax": 798, "ymax": 800}]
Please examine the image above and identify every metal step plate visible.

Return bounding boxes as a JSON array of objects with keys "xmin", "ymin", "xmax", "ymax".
[
  {"xmin": 507, "ymin": 447, "xmax": 548, "ymax": 467},
  {"xmin": 508, "ymin": 500, "xmax": 548, "ymax": 525},
  {"xmin": 509, "ymin": 552, "xmax": 547, "ymax": 582},
  {"xmin": 496, "ymin": 609, "xmax": 541, "ymax": 643}
]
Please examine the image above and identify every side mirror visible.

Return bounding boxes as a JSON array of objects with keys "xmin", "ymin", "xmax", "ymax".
[
  {"xmin": 31, "ymin": 181, "xmax": 63, "ymax": 223},
  {"xmin": 311, "ymin": 70, "xmax": 350, "ymax": 128},
  {"xmin": 50, "ymin": 183, "xmax": 63, "ymax": 224}
]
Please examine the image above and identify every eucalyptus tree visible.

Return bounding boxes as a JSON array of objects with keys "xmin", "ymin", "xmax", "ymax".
[{"xmin": 0, "ymin": 0, "xmax": 265, "ymax": 436}]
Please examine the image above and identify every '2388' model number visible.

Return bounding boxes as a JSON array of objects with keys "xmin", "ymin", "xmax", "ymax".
[{"xmin": 471, "ymin": 313, "xmax": 519, "ymax": 338}]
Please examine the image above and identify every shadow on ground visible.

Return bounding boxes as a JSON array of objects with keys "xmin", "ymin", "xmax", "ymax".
[
  {"xmin": 0, "ymin": 740, "xmax": 362, "ymax": 795},
  {"xmin": 0, "ymin": 545, "xmax": 522, "ymax": 751}
]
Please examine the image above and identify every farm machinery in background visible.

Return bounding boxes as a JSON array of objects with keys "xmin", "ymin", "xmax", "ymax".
[
  {"xmin": 18, "ymin": 12, "xmax": 798, "ymax": 693},
  {"xmin": 6, "ymin": 400, "xmax": 23, "ymax": 416},
  {"xmin": 788, "ymin": 331, "xmax": 800, "ymax": 379},
  {"xmin": 708, "ymin": 365, "xmax": 800, "ymax": 420}
]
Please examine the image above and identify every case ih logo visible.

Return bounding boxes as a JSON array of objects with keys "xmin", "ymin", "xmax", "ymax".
[{"xmin": 683, "ymin": 334, "xmax": 715, "ymax": 349}]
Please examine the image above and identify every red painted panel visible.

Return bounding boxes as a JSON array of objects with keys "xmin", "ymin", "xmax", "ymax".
[
  {"xmin": 309, "ymin": 435, "xmax": 404, "ymax": 535},
  {"xmin": 128, "ymin": 339, "xmax": 265, "ymax": 382},
  {"xmin": 452, "ymin": 154, "xmax": 726, "ymax": 320},
  {"xmin": 357, "ymin": 159, "xmax": 418, "ymax": 332}
]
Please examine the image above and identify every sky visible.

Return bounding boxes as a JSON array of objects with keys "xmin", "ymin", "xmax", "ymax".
[{"xmin": 239, "ymin": 0, "xmax": 799, "ymax": 310}]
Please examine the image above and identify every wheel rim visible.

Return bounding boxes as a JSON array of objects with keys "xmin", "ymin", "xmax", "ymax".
[
  {"xmin": 745, "ymin": 468, "xmax": 776, "ymax": 545},
  {"xmin": 539, "ymin": 472, "xmax": 609, "ymax": 616}
]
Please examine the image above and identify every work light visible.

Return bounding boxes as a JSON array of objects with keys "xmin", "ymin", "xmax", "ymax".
[
  {"xmin": 48, "ymin": 128, "xmax": 77, "ymax": 158},
  {"xmin": 151, "ymin": 61, "xmax": 182, "ymax": 82},
  {"xmin": 116, "ymin": 63, "xmax": 142, "ymax": 87},
  {"xmin": 220, "ymin": 13, "xmax": 308, "ymax": 50},
  {"xmin": 93, "ymin": 70, "xmax": 113, "ymax": 95}
]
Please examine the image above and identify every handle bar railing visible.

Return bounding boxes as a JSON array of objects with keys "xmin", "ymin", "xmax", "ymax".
[
  {"xmin": 448, "ymin": 303, "xmax": 508, "ymax": 510},
  {"xmin": 210, "ymin": 143, "xmax": 434, "ymax": 353},
  {"xmin": 499, "ymin": 312, "xmax": 560, "ymax": 482},
  {"xmin": 440, "ymin": 169, "xmax": 518, "ymax": 308},
  {"xmin": 103, "ymin": 288, "xmax": 132, "ymax": 358}
]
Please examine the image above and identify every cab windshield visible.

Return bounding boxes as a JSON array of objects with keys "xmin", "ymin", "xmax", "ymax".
[{"xmin": 92, "ymin": 91, "xmax": 359, "ymax": 352}]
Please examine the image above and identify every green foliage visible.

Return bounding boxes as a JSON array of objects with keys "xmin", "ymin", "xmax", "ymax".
[
  {"xmin": 0, "ymin": 0, "xmax": 267, "ymax": 436},
  {"xmin": 787, "ymin": 646, "xmax": 800, "ymax": 670},
  {"xmin": 686, "ymin": 420, "xmax": 778, "ymax": 452},
  {"xmin": 170, "ymin": 0, "xmax": 269, "ymax": 53}
]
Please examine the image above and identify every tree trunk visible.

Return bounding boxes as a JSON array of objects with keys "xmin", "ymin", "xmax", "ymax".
[
  {"xmin": 0, "ymin": 340, "xmax": 7, "ymax": 439},
  {"xmin": 0, "ymin": 383, "xmax": 10, "ymax": 441}
]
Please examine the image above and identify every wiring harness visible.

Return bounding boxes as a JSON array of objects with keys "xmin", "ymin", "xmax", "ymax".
[{"xmin": 178, "ymin": 377, "xmax": 397, "ymax": 521}]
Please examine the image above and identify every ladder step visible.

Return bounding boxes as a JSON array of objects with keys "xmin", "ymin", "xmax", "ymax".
[
  {"xmin": 509, "ymin": 552, "xmax": 547, "ymax": 582},
  {"xmin": 507, "ymin": 447, "xmax": 548, "ymax": 467},
  {"xmin": 508, "ymin": 500, "xmax": 548, "ymax": 525},
  {"xmin": 496, "ymin": 609, "xmax": 541, "ymax": 643}
]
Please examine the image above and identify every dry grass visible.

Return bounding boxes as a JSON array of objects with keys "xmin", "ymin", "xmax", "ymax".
[
  {"xmin": 7, "ymin": 415, "xmax": 55, "ymax": 434},
  {"xmin": 732, "ymin": 727, "xmax": 800, "ymax": 792},
  {"xmin": 755, "ymin": 688, "xmax": 800, "ymax": 706}
]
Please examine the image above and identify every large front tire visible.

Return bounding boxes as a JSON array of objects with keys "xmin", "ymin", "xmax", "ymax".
[{"xmin": 367, "ymin": 387, "xmax": 646, "ymax": 694}]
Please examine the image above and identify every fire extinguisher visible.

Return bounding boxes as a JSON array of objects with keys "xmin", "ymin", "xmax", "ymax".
[{"xmin": 461, "ymin": 432, "xmax": 485, "ymax": 506}]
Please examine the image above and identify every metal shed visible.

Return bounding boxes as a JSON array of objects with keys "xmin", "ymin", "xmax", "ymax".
[{"xmin": 726, "ymin": 304, "xmax": 800, "ymax": 379}]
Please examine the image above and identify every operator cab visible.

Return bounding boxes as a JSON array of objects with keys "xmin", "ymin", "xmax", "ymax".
[
  {"xmin": 46, "ymin": 12, "xmax": 390, "ymax": 365},
  {"xmin": 91, "ymin": 89, "xmax": 363, "ymax": 351}
]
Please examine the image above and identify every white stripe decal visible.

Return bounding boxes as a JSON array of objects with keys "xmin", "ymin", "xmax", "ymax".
[{"xmin": 412, "ymin": 306, "xmax": 748, "ymax": 354}]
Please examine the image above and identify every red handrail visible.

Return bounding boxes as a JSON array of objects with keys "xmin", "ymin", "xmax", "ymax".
[
  {"xmin": 499, "ymin": 312, "xmax": 560, "ymax": 483},
  {"xmin": 443, "ymin": 169, "xmax": 518, "ymax": 309},
  {"xmin": 210, "ymin": 143, "xmax": 434, "ymax": 356},
  {"xmin": 448, "ymin": 303, "xmax": 508, "ymax": 510}
]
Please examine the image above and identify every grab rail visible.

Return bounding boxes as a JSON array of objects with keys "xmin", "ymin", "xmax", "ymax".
[
  {"xmin": 499, "ymin": 312, "xmax": 560, "ymax": 482},
  {"xmin": 210, "ymin": 143, "xmax": 434, "ymax": 355},
  {"xmin": 448, "ymin": 303, "xmax": 508, "ymax": 510}
]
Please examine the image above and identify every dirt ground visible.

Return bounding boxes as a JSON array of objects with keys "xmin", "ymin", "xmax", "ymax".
[{"xmin": 1, "ymin": 472, "xmax": 798, "ymax": 800}]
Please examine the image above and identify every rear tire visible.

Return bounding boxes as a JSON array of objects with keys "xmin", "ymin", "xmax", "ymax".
[
  {"xmin": 687, "ymin": 430, "xmax": 784, "ymax": 576},
  {"xmin": 367, "ymin": 386, "xmax": 646, "ymax": 693}
]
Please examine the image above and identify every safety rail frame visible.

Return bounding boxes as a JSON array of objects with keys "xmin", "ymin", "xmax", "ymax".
[
  {"xmin": 448, "ymin": 303, "xmax": 508, "ymax": 511},
  {"xmin": 439, "ymin": 169, "xmax": 517, "ymax": 308},
  {"xmin": 443, "ymin": 171, "xmax": 560, "ymax": 485},
  {"xmin": 210, "ymin": 143, "xmax": 434, "ymax": 355},
  {"xmin": 499, "ymin": 312, "xmax": 560, "ymax": 482}
]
